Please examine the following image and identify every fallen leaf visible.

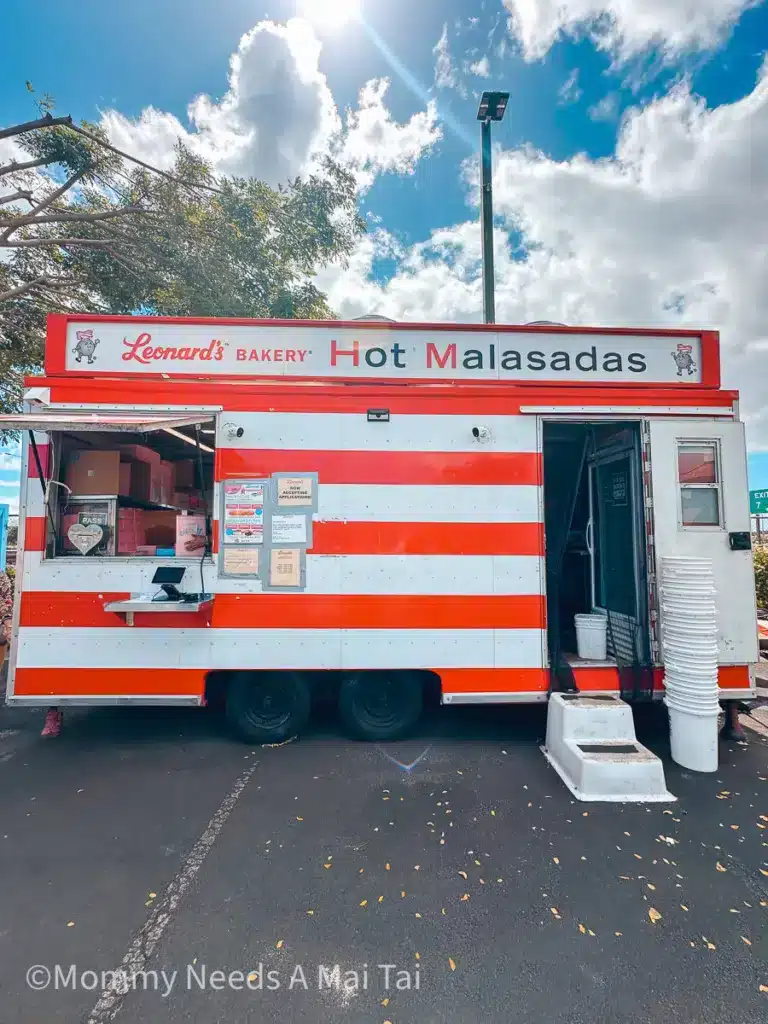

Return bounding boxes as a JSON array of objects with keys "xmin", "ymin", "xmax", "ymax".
[
  {"xmin": 401, "ymin": 891, "xmax": 406, "ymax": 898},
  {"xmin": 760, "ymin": 985, "xmax": 768, "ymax": 993},
  {"xmin": 296, "ymin": 817, "xmax": 303, "ymax": 821},
  {"xmin": 448, "ymin": 957, "xmax": 457, "ymax": 971},
  {"xmin": 458, "ymin": 871, "xmax": 468, "ymax": 879},
  {"xmin": 634, "ymin": 854, "xmax": 643, "ymax": 860},
  {"xmin": 497, "ymin": 878, "xmax": 503, "ymax": 882},
  {"xmin": 360, "ymin": 900, "xmax": 368, "ymax": 907},
  {"xmin": 460, "ymin": 894, "xmax": 470, "ymax": 902},
  {"xmin": 359, "ymin": 868, "xmax": 364, "ymax": 874},
  {"xmin": 415, "ymin": 952, "xmax": 420, "ymax": 960},
  {"xmin": 382, "ymin": 997, "xmax": 390, "ymax": 1006},
  {"xmin": 742, "ymin": 937, "xmax": 752, "ymax": 946},
  {"xmin": 553, "ymin": 857, "xmax": 560, "ymax": 865},
  {"xmin": 276, "ymin": 940, "xmax": 284, "ymax": 949},
  {"xmin": 442, "ymin": 908, "xmax": 447, "ymax": 915},
  {"xmin": 414, "ymin": 865, "xmax": 421, "ymax": 871},
  {"xmin": 716, "ymin": 863, "xmax": 727, "ymax": 872},
  {"xmin": 681, "ymin": 904, "xmax": 689, "ymax": 912},
  {"xmin": 588, "ymin": 929, "xmax": 596, "ymax": 937},
  {"xmin": 578, "ymin": 923, "xmax": 586, "ymax": 934},
  {"xmin": 760, "ymin": 869, "xmax": 768, "ymax": 878},
  {"xmin": 378, "ymin": 896, "xmax": 384, "ymax": 903},
  {"xmin": 648, "ymin": 908, "xmax": 662, "ymax": 924},
  {"xmin": 615, "ymin": 931, "xmax": 622, "ymax": 937},
  {"xmin": 647, "ymin": 883, "xmax": 656, "ymax": 891},
  {"xmin": 474, "ymin": 859, "xmax": 482, "ymax": 866},
  {"xmin": 148, "ymin": 892, "xmax": 157, "ymax": 899},
  {"xmin": 66, "ymin": 922, "xmax": 75, "ymax": 928},
  {"xmin": 307, "ymin": 910, "xmax": 314, "ymax": 916},
  {"xmin": 415, "ymin": 913, "xmax": 422, "ymax": 918},
  {"xmin": 583, "ymin": 812, "xmax": 589, "ymax": 817},
  {"xmin": 385, "ymin": 863, "xmax": 391, "ymax": 871},
  {"xmin": 550, "ymin": 907, "xmax": 560, "ymax": 916},
  {"xmin": 324, "ymin": 863, "xmax": 331, "ymax": 869},
  {"xmin": 705, "ymin": 941, "xmax": 716, "ymax": 951},
  {"xmin": 731, "ymin": 825, "xmax": 739, "ymax": 831}
]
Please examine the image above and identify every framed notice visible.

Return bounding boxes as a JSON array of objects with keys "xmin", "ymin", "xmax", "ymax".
[
  {"xmin": 272, "ymin": 472, "xmax": 318, "ymax": 515},
  {"xmin": 222, "ymin": 547, "xmax": 260, "ymax": 576},
  {"xmin": 219, "ymin": 478, "xmax": 269, "ymax": 578},
  {"xmin": 267, "ymin": 548, "xmax": 303, "ymax": 589},
  {"xmin": 271, "ymin": 513, "xmax": 309, "ymax": 546}
]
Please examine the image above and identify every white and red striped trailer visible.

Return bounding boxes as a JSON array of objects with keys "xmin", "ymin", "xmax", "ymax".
[{"xmin": 3, "ymin": 314, "xmax": 758, "ymax": 741}]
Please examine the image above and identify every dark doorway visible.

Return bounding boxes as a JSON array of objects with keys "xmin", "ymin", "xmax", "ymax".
[{"xmin": 542, "ymin": 422, "xmax": 651, "ymax": 698}]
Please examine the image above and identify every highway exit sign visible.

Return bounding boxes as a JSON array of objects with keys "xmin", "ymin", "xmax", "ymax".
[{"xmin": 750, "ymin": 489, "xmax": 768, "ymax": 514}]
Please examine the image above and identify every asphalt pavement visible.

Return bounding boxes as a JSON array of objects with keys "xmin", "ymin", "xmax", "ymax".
[{"xmin": 0, "ymin": 701, "xmax": 766, "ymax": 1023}]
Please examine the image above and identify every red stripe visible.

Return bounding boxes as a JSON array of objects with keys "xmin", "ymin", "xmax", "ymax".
[
  {"xmin": 14, "ymin": 667, "xmax": 205, "ymax": 698},
  {"xmin": 22, "ymin": 518, "xmax": 542, "ymax": 556},
  {"xmin": 312, "ymin": 521, "xmax": 543, "ymax": 555},
  {"xmin": 27, "ymin": 444, "xmax": 50, "ymax": 477},
  {"xmin": 218, "ymin": 449, "xmax": 542, "ymax": 485},
  {"xmin": 24, "ymin": 517, "xmax": 46, "ymax": 551},
  {"xmin": 20, "ymin": 592, "xmax": 546, "ymax": 630},
  {"xmin": 439, "ymin": 668, "xmax": 548, "ymax": 693}
]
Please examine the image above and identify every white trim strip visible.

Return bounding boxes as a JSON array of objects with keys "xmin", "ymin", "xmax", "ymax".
[
  {"xmin": 220, "ymin": 412, "xmax": 538, "ymax": 453},
  {"xmin": 16, "ymin": 627, "xmax": 545, "ymax": 670},
  {"xmin": 5, "ymin": 695, "xmax": 203, "ymax": 707},
  {"xmin": 520, "ymin": 406, "xmax": 734, "ymax": 416}
]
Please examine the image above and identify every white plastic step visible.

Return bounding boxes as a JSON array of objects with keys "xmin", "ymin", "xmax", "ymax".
[{"xmin": 542, "ymin": 694, "xmax": 675, "ymax": 803}]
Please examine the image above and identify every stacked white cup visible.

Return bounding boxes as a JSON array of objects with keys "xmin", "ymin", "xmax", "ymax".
[{"xmin": 660, "ymin": 556, "xmax": 719, "ymax": 772}]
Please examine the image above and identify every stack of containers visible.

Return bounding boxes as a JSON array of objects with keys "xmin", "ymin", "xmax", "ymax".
[{"xmin": 660, "ymin": 556, "xmax": 720, "ymax": 772}]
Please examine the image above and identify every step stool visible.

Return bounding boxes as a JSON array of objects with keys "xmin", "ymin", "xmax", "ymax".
[{"xmin": 542, "ymin": 693, "xmax": 675, "ymax": 802}]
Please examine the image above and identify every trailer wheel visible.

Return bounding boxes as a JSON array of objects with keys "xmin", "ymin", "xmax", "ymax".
[
  {"xmin": 225, "ymin": 672, "xmax": 310, "ymax": 744},
  {"xmin": 338, "ymin": 672, "xmax": 423, "ymax": 741}
]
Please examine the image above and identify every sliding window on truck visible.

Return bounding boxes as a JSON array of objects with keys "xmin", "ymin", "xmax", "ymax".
[{"xmin": 25, "ymin": 413, "xmax": 216, "ymax": 560}]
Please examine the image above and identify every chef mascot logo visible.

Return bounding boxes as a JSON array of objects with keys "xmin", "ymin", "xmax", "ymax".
[
  {"xmin": 72, "ymin": 329, "xmax": 100, "ymax": 365},
  {"xmin": 671, "ymin": 343, "xmax": 696, "ymax": 377}
]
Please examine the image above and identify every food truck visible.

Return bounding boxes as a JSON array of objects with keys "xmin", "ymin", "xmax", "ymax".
[{"xmin": 2, "ymin": 314, "xmax": 758, "ymax": 742}]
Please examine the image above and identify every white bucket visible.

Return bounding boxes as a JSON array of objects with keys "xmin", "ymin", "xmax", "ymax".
[
  {"xmin": 666, "ymin": 702, "xmax": 719, "ymax": 772},
  {"xmin": 574, "ymin": 613, "xmax": 608, "ymax": 660}
]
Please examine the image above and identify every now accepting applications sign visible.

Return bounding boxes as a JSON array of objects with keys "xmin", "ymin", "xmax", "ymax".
[{"xmin": 63, "ymin": 321, "xmax": 705, "ymax": 385}]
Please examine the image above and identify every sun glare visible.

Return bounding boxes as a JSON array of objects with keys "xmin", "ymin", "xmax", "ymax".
[{"xmin": 298, "ymin": 0, "xmax": 361, "ymax": 31}]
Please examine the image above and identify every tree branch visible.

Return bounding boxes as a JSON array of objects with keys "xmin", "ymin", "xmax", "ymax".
[
  {"xmin": 0, "ymin": 237, "xmax": 116, "ymax": 249},
  {"xmin": 0, "ymin": 155, "xmax": 54, "ymax": 178},
  {"xmin": 0, "ymin": 114, "xmax": 73, "ymax": 141},
  {"xmin": 0, "ymin": 190, "xmax": 34, "ymax": 207},
  {"xmin": 0, "ymin": 169, "xmax": 86, "ymax": 241},
  {"xmin": 0, "ymin": 205, "xmax": 147, "ymax": 229},
  {"xmin": 69, "ymin": 124, "xmax": 224, "ymax": 195},
  {"xmin": 0, "ymin": 275, "xmax": 76, "ymax": 302}
]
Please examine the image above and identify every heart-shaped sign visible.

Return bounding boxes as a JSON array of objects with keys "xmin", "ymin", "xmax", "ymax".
[{"xmin": 68, "ymin": 522, "xmax": 104, "ymax": 555}]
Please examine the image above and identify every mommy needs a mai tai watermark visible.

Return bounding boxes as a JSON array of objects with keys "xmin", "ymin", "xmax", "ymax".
[{"xmin": 27, "ymin": 962, "xmax": 421, "ymax": 998}]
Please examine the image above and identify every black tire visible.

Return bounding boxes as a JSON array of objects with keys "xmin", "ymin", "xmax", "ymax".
[
  {"xmin": 225, "ymin": 672, "xmax": 311, "ymax": 744},
  {"xmin": 338, "ymin": 672, "xmax": 423, "ymax": 741}
]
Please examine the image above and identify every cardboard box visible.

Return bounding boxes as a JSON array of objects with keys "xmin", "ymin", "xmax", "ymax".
[
  {"xmin": 173, "ymin": 460, "xmax": 196, "ymax": 490},
  {"xmin": 119, "ymin": 462, "xmax": 131, "ymax": 497},
  {"xmin": 119, "ymin": 444, "xmax": 161, "ymax": 466},
  {"xmin": 172, "ymin": 491, "xmax": 191, "ymax": 510},
  {"xmin": 65, "ymin": 450, "xmax": 121, "ymax": 496},
  {"xmin": 176, "ymin": 514, "xmax": 206, "ymax": 557},
  {"xmin": 141, "ymin": 510, "xmax": 177, "ymax": 547},
  {"xmin": 158, "ymin": 462, "xmax": 174, "ymax": 506},
  {"xmin": 119, "ymin": 459, "xmax": 151, "ymax": 503}
]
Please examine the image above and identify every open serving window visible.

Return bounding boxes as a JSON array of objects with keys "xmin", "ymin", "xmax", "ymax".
[{"xmin": 0, "ymin": 411, "xmax": 216, "ymax": 559}]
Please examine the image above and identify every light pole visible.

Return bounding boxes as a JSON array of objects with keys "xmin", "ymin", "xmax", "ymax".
[{"xmin": 477, "ymin": 91, "xmax": 509, "ymax": 324}]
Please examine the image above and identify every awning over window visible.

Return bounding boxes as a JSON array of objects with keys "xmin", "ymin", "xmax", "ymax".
[{"xmin": 0, "ymin": 413, "xmax": 213, "ymax": 433}]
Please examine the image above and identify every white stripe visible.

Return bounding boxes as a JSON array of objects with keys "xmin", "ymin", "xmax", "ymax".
[
  {"xmin": 22, "ymin": 552, "xmax": 542, "ymax": 596},
  {"xmin": 315, "ymin": 484, "xmax": 540, "ymax": 522},
  {"xmin": 221, "ymin": 412, "xmax": 538, "ymax": 453},
  {"xmin": 16, "ymin": 627, "xmax": 545, "ymax": 670}
]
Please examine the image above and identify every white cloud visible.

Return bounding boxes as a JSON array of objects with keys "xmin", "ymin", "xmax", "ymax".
[
  {"xmin": 558, "ymin": 69, "xmax": 583, "ymax": 105},
  {"xmin": 469, "ymin": 56, "xmax": 491, "ymax": 78},
  {"xmin": 319, "ymin": 64, "xmax": 768, "ymax": 445},
  {"xmin": 101, "ymin": 19, "xmax": 438, "ymax": 190},
  {"xmin": 433, "ymin": 24, "xmax": 467, "ymax": 97},
  {"xmin": 503, "ymin": 0, "xmax": 756, "ymax": 62},
  {"xmin": 588, "ymin": 92, "xmax": 620, "ymax": 120},
  {"xmin": 339, "ymin": 79, "xmax": 441, "ymax": 191}
]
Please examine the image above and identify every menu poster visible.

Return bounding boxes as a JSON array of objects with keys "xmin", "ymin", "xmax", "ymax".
[
  {"xmin": 271, "ymin": 513, "xmax": 308, "ymax": 545},
  {"xmin": 225, "ymin": 482, "xmax": 264, "ymax": 505},
  {"xmin": 223, "ymin": 547, "xmax": 260, "ymax": 576},
  {"xmin": 224, "ymin": 522, "xmax": 263, "ymax": 545},
  {"xmin": 277, "ymin": 476, "xmax": 314, "ymax": 507},
  {"xmin": 269, "ymin": 548, "xmax": 302, "ymax": 588}
]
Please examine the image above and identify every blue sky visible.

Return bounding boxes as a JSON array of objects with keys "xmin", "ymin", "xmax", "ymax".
[{"xmin": 2, "ymin": 0, "xmax": 768, "ymax": 505}]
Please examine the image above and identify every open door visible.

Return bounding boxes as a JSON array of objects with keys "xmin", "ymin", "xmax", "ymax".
[{"xmin": 647, "ymin": 418, "xmax": 758, "ymax": 665}]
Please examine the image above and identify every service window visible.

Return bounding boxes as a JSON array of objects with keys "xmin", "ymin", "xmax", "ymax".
[
  {"xmin": 0, "ymin": 412, "xmax": 216, "ymax": 560},
  {"xmin": 677, "ymin": 442, "xmax": 721, "ymax": 527}
]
